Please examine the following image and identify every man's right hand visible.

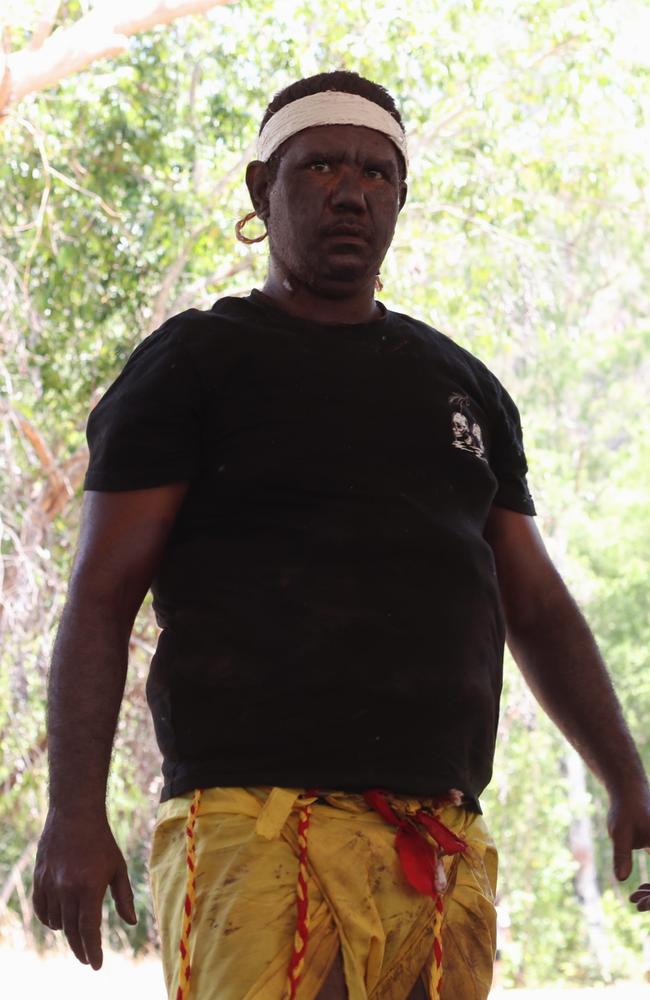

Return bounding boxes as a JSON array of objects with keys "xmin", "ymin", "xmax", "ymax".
[
  {"xmin": 34, "ymin": 486, "xmax": 188, "ymax": 968},
  {"xmin": 33, "ymin": 811, "xmax": 137, "ymax": 969}
]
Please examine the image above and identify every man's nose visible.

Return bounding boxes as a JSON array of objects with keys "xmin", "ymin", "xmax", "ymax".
[{"xmin": 329, "ymin": 168, "xmax": 366, "ymax": 212}]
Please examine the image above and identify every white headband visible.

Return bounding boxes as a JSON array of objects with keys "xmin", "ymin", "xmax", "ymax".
[{"xmin": 257, "ymin": 91, "xmax": 408, "ymax": 171}]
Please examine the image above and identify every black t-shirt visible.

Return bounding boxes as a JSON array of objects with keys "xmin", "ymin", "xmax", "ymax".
[{"xmin": 85, "ymin": 291, "xmax": 536, "ymax": 808}]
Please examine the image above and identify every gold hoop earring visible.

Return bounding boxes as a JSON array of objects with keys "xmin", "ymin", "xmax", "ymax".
[
  {"xmin": 374, "ymin": 274, "xmax": 383, "ymax": 292},
  {"xmin": 235, "ymin": 211, "xmax": 268, "ymax": 245}
]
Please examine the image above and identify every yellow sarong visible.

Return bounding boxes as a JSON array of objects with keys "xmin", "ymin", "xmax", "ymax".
[{"xmin": 149, "ymin": 787, "xmax": 497, "ymax": 1000}]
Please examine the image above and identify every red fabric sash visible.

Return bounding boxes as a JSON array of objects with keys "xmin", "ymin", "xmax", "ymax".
[{"xmin": 363, "ymin": 789, "xmax": 467, "ymax": 898}]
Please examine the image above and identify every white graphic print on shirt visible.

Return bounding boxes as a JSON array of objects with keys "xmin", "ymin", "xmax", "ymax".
[{"xmin": 448, "ymin": 393, "xmax": 486, "ymax": 461}]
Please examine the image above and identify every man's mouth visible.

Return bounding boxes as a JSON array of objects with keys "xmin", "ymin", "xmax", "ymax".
[{"xmin": 322, "ymin": 224, "xmax": 370, "ymax": 242}]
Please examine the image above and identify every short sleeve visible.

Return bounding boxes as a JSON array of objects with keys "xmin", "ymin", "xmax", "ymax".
[
  {"xmin": 84, "ymin": 325, "xmax": 201, "ymax": 491},
  {"xmin": 489, "ymin": 381, "xmax": 536, "ymax": 515}
]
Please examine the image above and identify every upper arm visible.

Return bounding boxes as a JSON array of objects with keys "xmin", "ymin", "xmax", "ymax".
[
  {"xmin": 69, "ymin": 484, "xmax": 189, "ymax": 627},
  {"xmin": 484, "ymin": 505, "xmax": 563, "ymax": 632}
]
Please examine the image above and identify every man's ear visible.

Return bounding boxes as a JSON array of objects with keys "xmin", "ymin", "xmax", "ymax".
[
  {"xmin": 398, "ymin": 180, "xmax": 408, "ymax": 212},
  {"xmin": 245, "ymin": 161, "xmax": 271, "ymax": 221}
]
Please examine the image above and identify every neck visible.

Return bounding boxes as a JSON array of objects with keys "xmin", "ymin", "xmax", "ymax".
[{"xmin": 260, "ymin": 265, "xmax": 381, "ymax": 326}]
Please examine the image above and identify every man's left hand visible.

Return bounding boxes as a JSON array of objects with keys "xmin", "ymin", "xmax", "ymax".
[{"xmin": 607, "ymin": 790, "xmax": 650, "ymax": 882}]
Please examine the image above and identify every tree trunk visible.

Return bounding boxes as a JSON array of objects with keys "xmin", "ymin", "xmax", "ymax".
[{"xmin": 565, "ymin": 746, "xmax": 612, "ymax": 981}]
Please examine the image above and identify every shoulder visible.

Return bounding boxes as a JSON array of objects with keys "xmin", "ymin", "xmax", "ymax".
[
  {"xmin": 143, "ymin": 296, "xmax": 249, "ymax": 349},
  {"xmin": 128, "ymin": 295, "xmax": 257, "ymax": 371},
  {"xmin": 384, "ymin": 307, "xmax": 508, "ymax": 402}
]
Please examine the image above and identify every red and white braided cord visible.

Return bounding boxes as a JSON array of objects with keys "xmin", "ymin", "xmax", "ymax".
[
  {"xmin": 285, "ymin": 799, "xmax": 313, "ymax": 999},
  {"xmin": 177, "ymin": 788, "xmax": 203, "ymax": 1000}
]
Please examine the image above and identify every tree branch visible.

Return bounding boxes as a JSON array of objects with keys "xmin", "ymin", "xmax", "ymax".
[
  {"xmin": 8, "ymin": 409, "xmax": 88, "ymax": 538},
  {"xmin": 2, "ymin": 0, "xmax": 237, "ymax": 112},
  {"xmin": 28, "ymin": 0, "xmax": 63, "ymax": 52},
  {"xmin": 12, "ymin": 411, "xmax": 55, "ymax": 474},
  {"xmin": 0, "ymin": 838, "xmax": 40, "ymax": 913},
  {"xmin": 168, "ymin": 255, "xmax": 255, "ymax": 315},
  {"xmin": 149, "ymin": 137, "xmax": 256, "ymax": 329}
]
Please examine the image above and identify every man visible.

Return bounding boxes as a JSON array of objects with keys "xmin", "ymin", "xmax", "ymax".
[{"xmin": 33, "ymin": 71, "xmax": 650, "ymax": 1000}]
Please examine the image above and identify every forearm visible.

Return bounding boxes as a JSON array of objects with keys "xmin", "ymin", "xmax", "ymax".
[
  {"xmin": 47, "ymin": 595, "xmax": 131, "ymax": 818},
  {"xmin": 506, "ymin": 579, "xmax": 648, "ymax": 798}
]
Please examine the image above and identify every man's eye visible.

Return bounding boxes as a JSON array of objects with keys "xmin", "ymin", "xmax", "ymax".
[
  {"xmin": 309, "ymin": 160, "xmax": 331, "ymax": 172},
  {"xmin": 366, "ymin": 167, "xmax": 385, "ymax": 179}
]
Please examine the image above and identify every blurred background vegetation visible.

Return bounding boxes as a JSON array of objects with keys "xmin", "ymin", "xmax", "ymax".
[{"xmin": 1, "ymin": 0, "xmax": 649, "ymax": 988}]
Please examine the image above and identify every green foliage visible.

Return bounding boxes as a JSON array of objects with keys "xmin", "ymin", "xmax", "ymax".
[{"xmin": 2, "ymin": 0, "xmax": 649, "ymax": 984}]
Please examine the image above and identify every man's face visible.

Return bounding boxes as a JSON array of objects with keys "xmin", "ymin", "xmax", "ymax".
[{"xmin": 255, "ymin": 124, "xmax": 407, "ymax": 296}]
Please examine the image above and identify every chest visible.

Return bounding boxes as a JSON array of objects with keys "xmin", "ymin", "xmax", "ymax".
[{"xmin": 200, "ymin": 334, "xmax": 497, "ymax": 508}]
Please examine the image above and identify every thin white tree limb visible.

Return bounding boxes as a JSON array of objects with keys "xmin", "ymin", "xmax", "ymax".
[
  {"xmin": 2, "ymin": 0, "xmax": 236, "ymax": 111},
  {"xmin": 168, "ymin": 255, "xmax": 255, "ymax": 315},
  {"xmin": 0, "ymin": 838, "xmax": 39, "ymax": 912},
  {"xmin": 27, "ymin": 0, "xmax": 63, "ymax": 52}
]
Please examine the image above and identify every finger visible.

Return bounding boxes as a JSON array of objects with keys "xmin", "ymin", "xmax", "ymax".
[
  {"xmin": 629, "ymin": 883, "xmax": 650, "ymax": 900},
  {"xmin": 109, "ymin": 860, "xmax": 137, "ymax": 925},
  {"xmin": 612, "ymin": 838, "xmax": 632, "ymax": 882},
  {"xmin": 61, "ymin": 897, "xmax": 88, "ymax": 965},
  {"xmin": 78, "ymin": 893, "xmax": 104, "ymax": 971},
  {"xmin": 32, "ymin": 879, "xmax": 50, "ymax": 928},
  {"xmin": 45, "ymin": 892, "xmax": 63, "ymax": 932}
]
